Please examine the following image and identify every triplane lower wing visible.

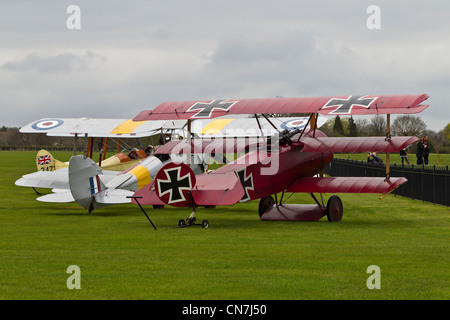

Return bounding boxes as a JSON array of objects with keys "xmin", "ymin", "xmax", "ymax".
[{"xmin": 131, "ymin": 94, "xmax": 430, "ymax": 228}]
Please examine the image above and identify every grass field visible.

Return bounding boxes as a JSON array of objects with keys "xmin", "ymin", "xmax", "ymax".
[{"xmin": 0, "ymin": 151, "xmax": 449, "ymax": 300}]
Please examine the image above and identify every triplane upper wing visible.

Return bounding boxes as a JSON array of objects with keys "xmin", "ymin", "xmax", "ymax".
[{"xmin": 133, "ymin": 94, "xmax": 429, "ymax": 121}]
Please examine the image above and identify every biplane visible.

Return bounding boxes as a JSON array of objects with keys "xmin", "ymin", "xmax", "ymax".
[
  {"xmin": 131, "ymin": 94, "xmax": 430, "ymax": 228},
  {"xmin": 16, "ymin": 117, "xmax": 169, "ymax": 212},
  {"xmin": 16, "ymin": 115, "xmax": 320, "ymax": 213}
]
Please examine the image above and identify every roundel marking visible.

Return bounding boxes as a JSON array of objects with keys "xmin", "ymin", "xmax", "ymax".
[
  {"xmin": 31, "ymin": 119, "xmax": 64, "ymax": 131},
  {"xmin": 280, "ymin": 118, "xmax": 307, "ymax": 131}
]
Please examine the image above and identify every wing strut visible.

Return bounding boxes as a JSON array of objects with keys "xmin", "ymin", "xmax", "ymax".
[
  {"xmin": 261, "ymin": 113, "xmax": 281, "ymax": 134},
  {"xmin": 385, "ymin": 114, "xmax": 391, "ymax": 181},
  {"xmin": 254, "ymin": 114, "xmax": 267, "ymax": 144},
  {"xmin": 310, "ymin": 113, "xmax": 319, "ymax": 137},
  {"xmin": 73, "ymin": 133, "xmax": 78, "ymax": 156}
]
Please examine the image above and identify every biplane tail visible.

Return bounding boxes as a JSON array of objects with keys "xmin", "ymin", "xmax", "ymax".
[
  {"xmin": 68, "ymin": 155, "xmax": 110, "ymax": 212},
  {"xmin": 36, "ymin": 149, "xmax": 68, "ymax": 171},
  {"xmin": 68, "ymin": 155, "xmax": 164, "ymax": 212}
]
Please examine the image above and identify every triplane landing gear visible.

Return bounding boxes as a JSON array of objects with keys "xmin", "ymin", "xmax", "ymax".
[
  {"xmin": 177, "ymin": 207, "xmax": 209, "ymax": 228},
  {"xmin": 324, "ymin": 195, "xmax": 343, "ymax": 222},
  {"xmin": 258, "ymin": 193, "xmax": 343, "ymax": 222},
  {"xmin": 178, "ymin": 217, "xmax": 209, "ymax": 228}
]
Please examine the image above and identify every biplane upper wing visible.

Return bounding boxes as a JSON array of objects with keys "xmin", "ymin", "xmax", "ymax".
[
  {"xmin": 286, "ymin": 177, "xmax": 407, "ymax": 194},
  {"xmin": 190, "ymin": 116, "xmax": 327, "ymax": 137},
  {"xmin": 133, "ymin": 94, "xmax": 429, "ymax": 121},
  {"xmin": 20, "ymin": 118, "xmax": 166, "ymax": 138}
]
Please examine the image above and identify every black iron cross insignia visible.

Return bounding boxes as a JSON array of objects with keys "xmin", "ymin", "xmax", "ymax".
[
  {"xmin": 321, "ymin": 95, "xmax": 377, "ymax": 114},
  {"xmin": 236, "ymin": 168, "xmax": 254, "ymax": 202},
  {"xmin": 186, "ymin": 99, "xmax": 237, "ymax": 118},
  {"xmin": 157, "ymin": 167, "xmax": 192, "ymax": 204}
]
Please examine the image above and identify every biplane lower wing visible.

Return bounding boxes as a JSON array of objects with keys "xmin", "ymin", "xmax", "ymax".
[
  {"xmin": 15, "ymin": 169, "xmax": 71, "ymax": 190},
  {"xmin": 286, "ymin": 177, "xmax": 407, "ymax": 194}
]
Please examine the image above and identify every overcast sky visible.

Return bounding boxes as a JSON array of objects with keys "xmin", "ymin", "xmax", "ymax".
[{"xmin": 1, "ymin": 0, "xmax": 448, "ymax": 131}]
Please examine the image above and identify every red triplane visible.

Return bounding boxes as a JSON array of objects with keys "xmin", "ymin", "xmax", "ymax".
[{"xmin": 131, "ymin": 94, "xmax": 430, "ymax": 228}]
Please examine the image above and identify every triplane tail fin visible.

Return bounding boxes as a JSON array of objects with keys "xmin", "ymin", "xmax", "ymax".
[
  {"xmin": 68, "ymin": 155, "xmax": 107, "ymax": 212},
  {"xmin": 36, "ymin": 149, "xmax": 68, "ymax": 171}
]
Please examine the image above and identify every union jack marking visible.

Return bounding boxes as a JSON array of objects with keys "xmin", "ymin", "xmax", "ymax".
[{"xmin": 37, "ymin": 155, "xmax": 52, "ymax": 165}]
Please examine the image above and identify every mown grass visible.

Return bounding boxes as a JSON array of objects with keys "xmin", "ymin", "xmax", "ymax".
[{"xmin": 0, "ymin": 151, "xmax": 448, "ymax": 300}]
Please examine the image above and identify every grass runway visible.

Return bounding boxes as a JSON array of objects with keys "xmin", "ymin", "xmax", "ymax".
[{"xmin": 0, "ymin": 151, "xmax": 449, "ymax": 299}]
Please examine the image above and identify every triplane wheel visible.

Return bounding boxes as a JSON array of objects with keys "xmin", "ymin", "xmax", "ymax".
[
  {"xmin": 325, "ymin": 195, "xmax": 343, "ymax": 222},
  {"xmin": 258, "ymin": 196, "xmax": 275, "ymax": 218},
  {"xmin": 177, "ymin": 218, "xmax": 209, "ymax": 228}
]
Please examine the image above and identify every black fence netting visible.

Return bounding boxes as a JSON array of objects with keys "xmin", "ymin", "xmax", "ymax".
[{"xmin": 325, "ymin": 158, "xmax": 449, "ymax": 206}]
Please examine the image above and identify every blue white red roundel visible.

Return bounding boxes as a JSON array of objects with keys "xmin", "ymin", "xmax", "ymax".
[
  {"xmin": 31, "ymin": 119, "xmax": 64, "ymax": 131},
  {"xmin": 280, "ymin": 118, "xmax": 307, "ymax": 131}
]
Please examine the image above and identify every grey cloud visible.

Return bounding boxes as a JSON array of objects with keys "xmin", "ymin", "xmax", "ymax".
[
  {"xmin": 0, "ymin": 1, "xmax": 448, "ymax": 130},
  {"xmin": 2, "ymin": 51, "xmax": 106, "ymax": 73}
]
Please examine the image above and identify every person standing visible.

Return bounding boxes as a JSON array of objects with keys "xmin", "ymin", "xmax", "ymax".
[
  {"xmin": 423, "ymin": 136, "xmax": 430, "ymax": 165},
  {"xmin": 416, "ymin": 138, "xmax": 424, "ymax": 165},
  {"xmin": 371, "ymin": 152, "xmax": 383, "ymax": 163},
  {"xmin": 400, "ymin": 147, "xmax": 409, "ymax": 165}
]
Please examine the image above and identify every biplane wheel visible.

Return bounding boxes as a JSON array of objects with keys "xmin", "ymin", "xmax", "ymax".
[
  {"xmin": 258, "ymin": 196, "xmax": 275, "ymax": 218},
  {"xmin": 201, "ymin": 220, "xmax": 209, "ymax": 229},
  {"xmin": 178, "ymin": 219, "xmax": 186, "ymax": 227},
  {"xmin": 325, "ymin": 195, "xmax": 343, "ymax": 222}
]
